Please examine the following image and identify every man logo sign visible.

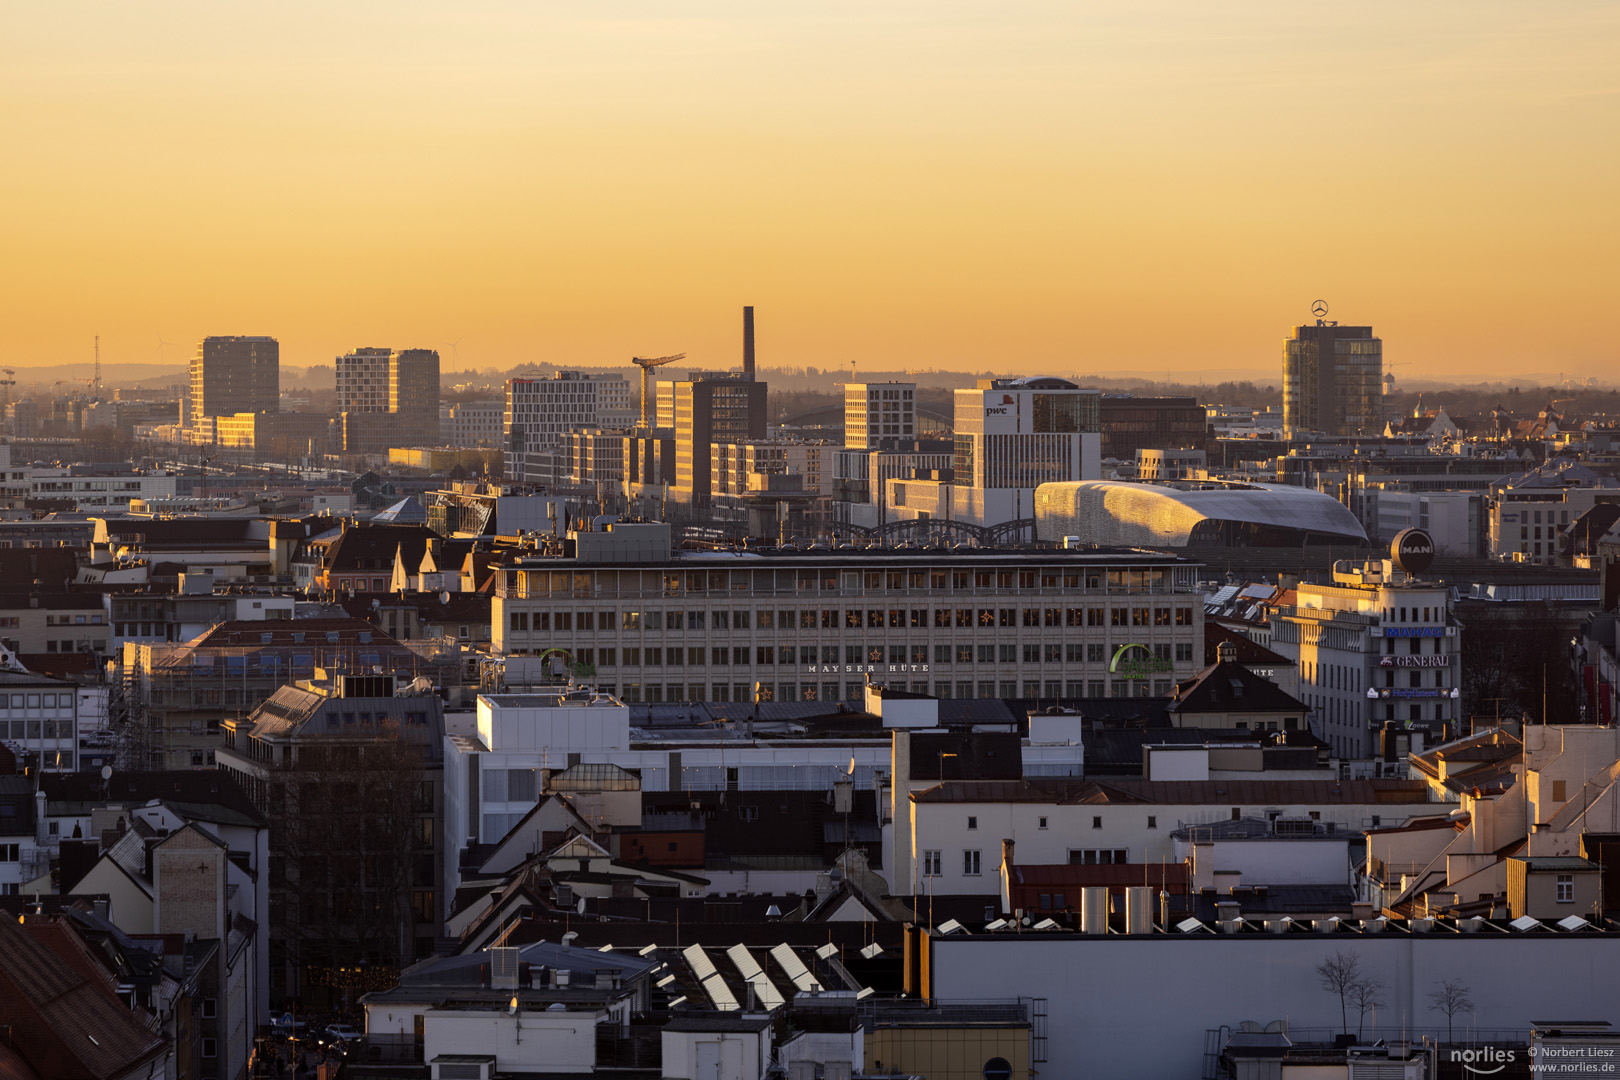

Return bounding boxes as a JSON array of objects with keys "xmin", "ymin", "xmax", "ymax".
[
  {"xmin": 1450, "ymin": 1046, "xmax": 1515, "ymax": 1074},
  {"xmin": 1390, "ymin": 527, "xmax": 1435, "ymax": 574}
]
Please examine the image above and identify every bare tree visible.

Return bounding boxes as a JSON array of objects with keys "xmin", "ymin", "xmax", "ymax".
[
  {"xmin": 1315, "ymin": 949, "xmax": 1362, "ymax": 1035},
  {"xmin": 1348, "ymin": 976, "xmax": 1386, "ymax": 1040},
  {"xmin": 280, "ymin": 719, "xmax": 425, "ymax": 1003},
  {"xmin": 1427, "ymin": 977, "xmax": 1475, "ymax": 1044}
]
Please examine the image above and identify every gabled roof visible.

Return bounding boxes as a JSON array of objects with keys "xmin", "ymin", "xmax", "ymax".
[
  {"xmin": 1204, "ymin": 623, "xmax": 1291, "ymax": 667},
  {"xmin": 1169, "ymin": 661, "xmax": 1307, "ymax": 715},
  {"xmin": 373, "ymin": 497, "xmax": 427, "ymax": 524},
  {"xmin": 323, "ymin": 523, "xmax": 441, "ymax": 572},
  {"xmin": 0, "ymin": 916, "xmax": 168, "ymax": 1080}
]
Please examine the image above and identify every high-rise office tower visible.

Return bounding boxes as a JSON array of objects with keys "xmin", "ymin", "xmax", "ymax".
[
  {"xmin": 335, "ymin": 347, "xmax": 441, "ymax": 452},
  {"xmin": 844, "ymin": 382, "xmax": 916, "ymax": 450},
  {"xmin": 335, "ymin": 347, "xmax": 394, "ymax": 413},
  {"xmin": 192, "ymin": 336, "xmax": 279, "ymax": 420},
  {"xmin": 390, "ymin": 348, "xmax": 441, "ymax": 422},
  {"xmin": 1283, "ymin": 322, "xmax": 1383, "ymax": 437},
  {"xmin": 503, "ymin": 371, "xmax": 635, "ymax": 453},
  {"xmin": 950, "ymin": 378, "xmax": 1101, "ymax": 491},
  {"xmin": 670, "ymin": 374, "xmax": 768, "ymax": 508}
]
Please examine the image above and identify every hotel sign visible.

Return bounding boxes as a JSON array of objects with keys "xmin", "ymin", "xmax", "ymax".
[{"xmin": 1379, "ymin": 655, "xmax": 1448, "ymax": 668}]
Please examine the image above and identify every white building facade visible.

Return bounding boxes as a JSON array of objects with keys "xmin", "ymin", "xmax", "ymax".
[
  {"xmin": 493, "ymin": 541, "xmax": 1205, "ymax": 704},
  {"xmin": 440, "ymin": 400, "xmax": 506, "ymax": 448},
  {"xmin": 886, "ymin": 378, "xmax": 1101, "ymax": 530},
  {"xmin": 1270, "ymin": 559, "xmax": 1459, "ymax": 759},
  {"xmin": 844, "ymin": 382, "xmax": 917, "ymax": 450},
  {"xmin": 505, "ymin": 372, "xmax": 634, "ymax": 452}
]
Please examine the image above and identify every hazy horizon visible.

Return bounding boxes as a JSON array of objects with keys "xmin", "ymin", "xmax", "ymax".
[{"xmin": 3, "ymin": 2, "xmax": 1615, "ymax": 379}]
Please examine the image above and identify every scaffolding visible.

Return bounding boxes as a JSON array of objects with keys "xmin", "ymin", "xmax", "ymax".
[{"xmin": 116, "ymin": 636, "xmax": 466, "ymax": 770}]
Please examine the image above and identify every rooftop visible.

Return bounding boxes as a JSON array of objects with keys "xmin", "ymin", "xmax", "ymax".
[{"xmin": 911, "ymin": 777, "xmax": 1431, "ymax": 806}]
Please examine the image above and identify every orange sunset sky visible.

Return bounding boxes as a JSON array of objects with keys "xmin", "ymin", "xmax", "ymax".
[{"xmin": 2, "ymin": 1, "xmax": 1616, "ymax": 381}]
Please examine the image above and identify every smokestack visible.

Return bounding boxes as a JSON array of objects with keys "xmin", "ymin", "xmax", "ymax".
[{"xmin": 743, "ymin": 305, "xmax": 755, "ymax": 379}]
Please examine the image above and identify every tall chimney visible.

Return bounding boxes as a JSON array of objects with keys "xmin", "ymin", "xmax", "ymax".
[{"xmin": 742, "ymin": 305, "xmax": 755, "ymax": 379}]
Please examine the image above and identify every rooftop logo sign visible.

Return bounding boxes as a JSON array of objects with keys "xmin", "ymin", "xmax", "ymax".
[
  {"xmin": 1391, "ymin": 527, "xmax": 1435, "ymax": 574},
  {"xmin": 1110, "ymin": 643, "xmax": 1173, "ymax": 680}
]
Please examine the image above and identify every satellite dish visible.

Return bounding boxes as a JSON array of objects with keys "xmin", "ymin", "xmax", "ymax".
[
  {"xmin": 440, "ymin": 591, "xmax": 451, "ymax": 605},
  {"xmin": 100, "ymin": 765, "xmax": 113, "ymax": 780},
  {"xmin": 577, "ymin": 897, "xmax": 586, "ymax": 915}
]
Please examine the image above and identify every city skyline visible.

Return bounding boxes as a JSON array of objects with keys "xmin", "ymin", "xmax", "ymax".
[{"xmin": 2, "ymin": 2, "xmax": 1616, "ymax": 380}]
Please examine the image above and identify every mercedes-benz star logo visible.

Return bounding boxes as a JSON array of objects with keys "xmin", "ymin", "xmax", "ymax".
[{"xmin": 1311, "ymin": 300, "xmax": 1329, "ymax": 318}]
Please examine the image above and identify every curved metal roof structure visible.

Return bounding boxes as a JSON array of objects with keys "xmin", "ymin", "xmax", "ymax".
[{"xmin": 1034, "ymin": 480, "xmax": 1368, "ymax": 547}]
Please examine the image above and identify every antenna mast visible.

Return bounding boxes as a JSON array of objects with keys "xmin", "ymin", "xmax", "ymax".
[{"xmin": 94, "ymin": 335, "xmax": 102, "ymax": 399}]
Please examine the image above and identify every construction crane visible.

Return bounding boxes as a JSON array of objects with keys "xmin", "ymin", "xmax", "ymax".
[{"xmin": 631, "ymin": 353, "xmax": 686, "ymax": 428}]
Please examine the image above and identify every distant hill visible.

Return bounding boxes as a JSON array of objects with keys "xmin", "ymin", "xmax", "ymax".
[{"xmin": 8, "ymin": 362, "xmax": 187, "ymax": 385}]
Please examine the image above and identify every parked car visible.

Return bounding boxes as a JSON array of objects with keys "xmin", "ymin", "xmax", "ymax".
[{"xmin": 324, "ymin": 1023, "xmax": 361, "ymax": 1044}]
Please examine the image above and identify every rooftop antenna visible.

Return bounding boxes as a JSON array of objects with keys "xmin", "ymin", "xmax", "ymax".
[{"xmin": 93, "ymin": 335, "xmax": 102, "ymax": 399}]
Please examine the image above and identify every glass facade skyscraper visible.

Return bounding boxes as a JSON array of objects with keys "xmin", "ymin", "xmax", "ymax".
[{"xmin": 1283, "ymin": 323, "xmax": 1383, "ymax": 437}]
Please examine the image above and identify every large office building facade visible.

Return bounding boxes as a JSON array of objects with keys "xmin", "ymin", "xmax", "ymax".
[
  {"xmin": 493, "ymin": 525, "xmax": 1204, "ymax": 704},
  {"xmin": 669, "ymin": 373, "xmax": 768, "ymax": 509},
  {"xmin": 336, "ymin": 347, "xmax": 441, "ymax": 452},
  {"xmin": 504, "ymin": 371, "xmax": 634, "ymax": 455},
  {"xmin": 1098, "ymin": 395, "xmax": 1208, "ymax": 461},
  {"xmin": 885, "ymin": 377, "xmax": 1102, "ymax": 530},
  {"xmin": 336, "ymin": 347, "xmax": 393, "ymax": 413},
  {"xmin": 192, "ymin": 336, "xmax": 279, "ymax": 421},
  {"xmin": 845, "ymin": 382, "xmax": 918, "ymax": 450},
  {"xmin": 1283, "ymin": 322, "xmax": 1383, "ymax": 437}
]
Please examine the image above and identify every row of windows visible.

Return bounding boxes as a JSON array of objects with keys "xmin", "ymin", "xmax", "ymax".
[
  {"xmin": 604, "ymin": 679, "xmax": 1175, "ymax": 703},
  {"xmin": 922, "ymin": 846, "xmax": 1137, "ymax": 878},
  {"xmin": 0, "ymin": 693, "xmax": 73, "ymax": 711},
  {"xmin": 510, "ymin": 606, "xmax": 1197, "ymax": 632},
  {"xmin": 3, "ymin": 720, "xmax": 74, "ymax": 739},
  {"xmin": 44, "ymin": 614, "xmax": 105, "ymax": 626},
  {"xmin": 504, "ymin": 566, "xmax": 1191, "ymax": 599},
  {"xmin": 519, "ymin": 641, "xmax": 1195, "ymax": 667}
]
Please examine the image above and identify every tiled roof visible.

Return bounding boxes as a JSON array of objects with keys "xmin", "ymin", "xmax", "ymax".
[
  {"xmin": 1204, "ymin": 623, "xmax": 1291, "ymax": 667},
  {"xmin": 323, "ymin": 524, "xmax": 443, "ymax": 572},
  {"xmin": 1169, "ymin": 661, "xmax": 1307, "ymax": 714},
  {"xmin": 0, "ymin": 917, "xmax": 168, "ymax": 1080}
]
